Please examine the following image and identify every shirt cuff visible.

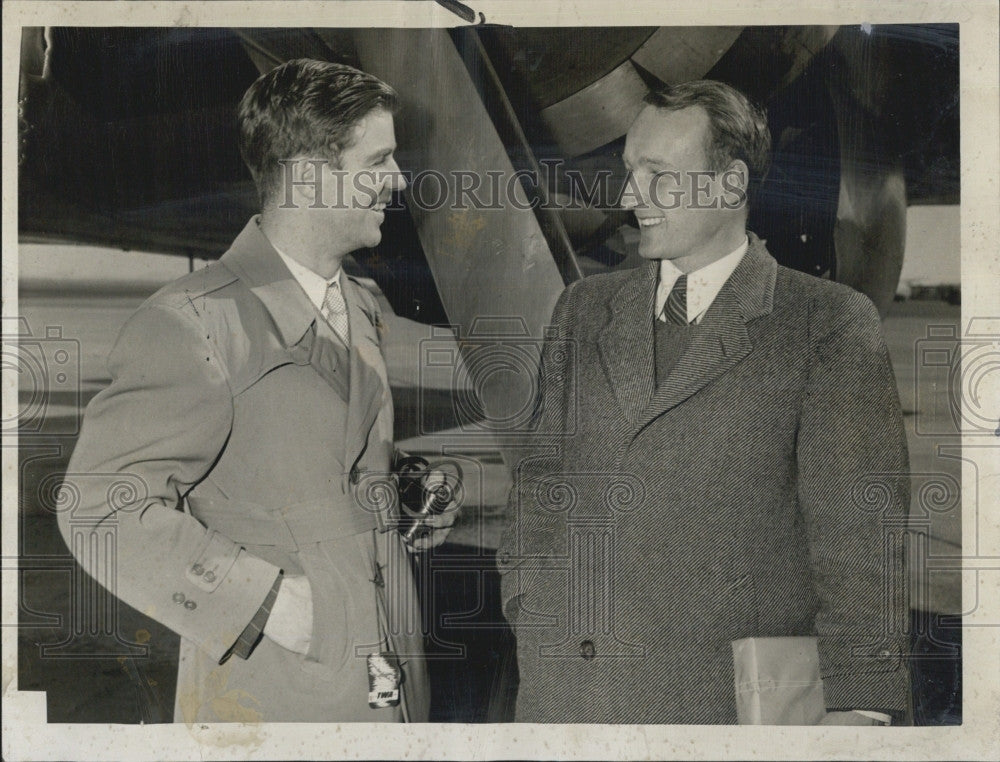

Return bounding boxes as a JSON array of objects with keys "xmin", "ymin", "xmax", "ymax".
[
  {"xmin": 854, "ymin": 710, "xmax": 893, "ymax": 724},
  {"xmin": 221, "ymin": 573, "xmax": 282, "ymax": 662}
]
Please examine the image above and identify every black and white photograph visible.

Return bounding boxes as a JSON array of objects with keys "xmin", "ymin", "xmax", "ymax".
[{"xmin": 2, "ymin": 1, "xmax": 998, "ymax": 759}]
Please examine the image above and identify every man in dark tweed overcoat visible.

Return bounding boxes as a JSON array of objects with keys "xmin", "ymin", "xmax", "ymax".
[{"xmin": 497, "ymin": 80, "xmax": 910, "ymax": 724}]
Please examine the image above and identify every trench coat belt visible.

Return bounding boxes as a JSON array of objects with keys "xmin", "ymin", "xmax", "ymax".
[{"xmin": 186, "ymin": 494, "xmax": 378, "ymax": 550}]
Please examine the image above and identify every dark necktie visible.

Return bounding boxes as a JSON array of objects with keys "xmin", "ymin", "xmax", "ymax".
[{"xmin": 661, "ymin": 273, "xmax": 689, "ymax": 325}]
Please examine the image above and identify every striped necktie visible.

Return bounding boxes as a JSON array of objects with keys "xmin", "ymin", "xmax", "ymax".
[
  {"xmin": 322, "ymin": 280, "xmax": 350, "ymax": 345},
  {"xmin": 660, "ymin": 273, "xmax": 689, "ymax": 325}
]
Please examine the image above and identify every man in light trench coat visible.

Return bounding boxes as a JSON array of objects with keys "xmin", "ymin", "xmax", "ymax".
[
  {"xmin": 59, "ymin": 59, "xmax": 454, "ymax": 722},
  {"xmin": 498, "ymin": 80, "xmax": 910, "ymax": 724}
]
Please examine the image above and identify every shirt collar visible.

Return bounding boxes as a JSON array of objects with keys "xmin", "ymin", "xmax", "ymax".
[
  {"xmin": 270, "ymin": 242, "xmax": 342, "ymax": 313},
  {"xmin": 656, "ymin": 236, "xmax": 749, "ymax": 324}
]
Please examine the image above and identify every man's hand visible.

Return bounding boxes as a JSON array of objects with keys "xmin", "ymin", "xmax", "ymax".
[
  {"xmin": 404, "ymin": 466, "xmax": 462, "ymax": 552},
  {"xmin": 262, "ymin": 574, "xmax": 312, "ymax": 654},
  {"xmin": 817, "ymin": 710, "xmax": 885, "ymax": 726},
  {"xmin": 405, "ymin": 507, "xmax": 459, "ymax": 551}
]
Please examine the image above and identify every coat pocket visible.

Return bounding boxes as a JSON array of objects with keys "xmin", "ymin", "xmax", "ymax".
[{"xmin": 295, "ymin": 548, "xmax": 352, "ymax": 681}]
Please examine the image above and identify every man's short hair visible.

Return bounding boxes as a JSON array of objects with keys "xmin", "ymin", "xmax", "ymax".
[
  {"xmin": 238, "ymin": 58, "xmax": 399, "ymax": 206},
  {"xmin": 644, "ymin": 80, "xmax": 771, "ymax": 195}
]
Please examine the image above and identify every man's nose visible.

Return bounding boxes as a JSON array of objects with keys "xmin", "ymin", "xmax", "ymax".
[
  {"xmin": 620, "ymin": 171, "xmax": 646, "ymax": 210},
  {"xmin": 387, "ymin": 158, "xmax": 407, "ymax": 192}
]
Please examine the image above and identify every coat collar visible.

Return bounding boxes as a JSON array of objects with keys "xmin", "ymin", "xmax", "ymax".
[
  {"xmin": 597, "ymin": 231, "xmax": 777, "ymax": 429},
  {"xmin": 220, "ymin": 218, "xmax": 387, "ymax": 470},
  {"xmin": 343, "ymin": 276, "xmax": 386, "ymax": 469},
  {"xmin": 220, "ymin": 217, "xmax": 317, "ymax": 348}
]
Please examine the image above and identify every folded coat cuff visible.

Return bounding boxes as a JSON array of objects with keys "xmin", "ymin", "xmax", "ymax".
[
  {"xmin": 186, "ymin": 548, "xmax": 282, "ymax": 663},
  {"xmin": 821, "ymin": 647, "xmax": 910, "ymax": 717},
  {"xmin": 223, "ymin": 573, "xmax": 283, "ymax": 662}
]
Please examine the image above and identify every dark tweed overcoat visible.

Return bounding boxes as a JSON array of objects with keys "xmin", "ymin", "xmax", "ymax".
[{"xmin": 498, "ymin": 234, "xmax": 910, "ymax": 723}]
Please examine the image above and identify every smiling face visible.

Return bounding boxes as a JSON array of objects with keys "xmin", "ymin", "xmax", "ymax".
[
  {"xmin": 324, "ymin": 107, "xmax": 407, "ymax": 254},
  {"xmin": 622, "ymin": 104, "xmax": 746, "ymax": 272}
]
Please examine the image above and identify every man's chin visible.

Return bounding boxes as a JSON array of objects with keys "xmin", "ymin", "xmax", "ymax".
[{"xmin": 637, "ymin": 241, "xmax": 668, "ymax": 260}]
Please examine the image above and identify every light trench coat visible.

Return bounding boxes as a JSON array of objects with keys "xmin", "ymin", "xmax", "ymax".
[{"xmin": 61, "ymin": 218, "xmax": 430, "ymax": 722}]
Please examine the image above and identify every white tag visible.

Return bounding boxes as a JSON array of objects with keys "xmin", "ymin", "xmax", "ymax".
[{"xmin": 366, "ymin": 652, "xmax": 401, "ymax": 708}]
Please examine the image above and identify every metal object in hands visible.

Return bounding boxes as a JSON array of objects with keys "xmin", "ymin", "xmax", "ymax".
[{"xmin": 395, "ymin": 455, "xmax": 464, "ymax": 544}]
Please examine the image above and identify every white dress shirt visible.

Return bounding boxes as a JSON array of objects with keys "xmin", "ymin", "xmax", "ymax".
[
  {"xmin": 655, "ymin": 237, "xmax": 748, "ymax": 324},
  {"xmin": 273, "ymin": 245, "xmax": 343, "ymax": 313}
]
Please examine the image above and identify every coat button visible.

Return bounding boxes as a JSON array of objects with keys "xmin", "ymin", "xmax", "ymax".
[
  {"xmin": 580, "ymin": 640, "xmax": 596, "ymax": 660},
  {"xmin": 498, "ymin": 551, "xmax": 511, "ymax": 566},
  {"xmin": 184, "ymin": 600, "xmax": 197, "ymax": 610},
  {"xmin": 877, "ymin": 648, "xmax": 893, "ymax": 659},
  {"xmin": 203, "ymin": 571, "xmax": 216, "ymax": 583},
  {"xmin": 349, "ymin": 467, "xmax": 360, "ymax": 485},
  {"xmin": 191, "ymin": 564, "xmax": 204, "ymax": 576},
  {"xmin": 172, "ymin": 592, "xmax": 185, "ymax": 604}
]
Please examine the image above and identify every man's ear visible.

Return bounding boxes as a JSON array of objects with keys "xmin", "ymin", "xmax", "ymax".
[
  {"xmin": 296, "ymin": 158, "xmax": 318, "ymax": 206},
  {"xmin": 725, "ymin": 159, "xmax": 749, "ymax": 192},
  {"xmin": 720, "ymin": 159, "xmax": 750, "ymax": 211},
  {"xmin": 278, "ymin": 157, "xmax": 328, "ymax": 209}
]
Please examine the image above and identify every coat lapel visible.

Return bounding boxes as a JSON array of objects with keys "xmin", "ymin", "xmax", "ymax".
[
  {"xmin": 220, "ymin": 217, "xmax": 351, "ymax": 405},
  {"xmin": 303, "ymin": 320, "xmax": 351, "ymax": 403},
  {"xmin": 597, "ymin": 262, "xmax": 658, "ymax": 429},
  {"xmin": 637, "ymin": 287, "xmax": 751, "ymax": 430},
  {"xmin": 342, "ymin": 277, "xmax": 386, "ymax": 470},
  {"xmin": 636, "ymin": 235, "xmax": 777, "ymax": 431}
]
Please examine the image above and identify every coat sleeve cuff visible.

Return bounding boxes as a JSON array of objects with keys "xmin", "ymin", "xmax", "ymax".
[
  {"xmin": 854, "ymin": 710, "xmax": 893, "ymax": 724},
  {"xmin": 220, "ymin": 573, "xmax": 283, "ymax": 663},
  {"xmin": 821, "ymin": 666, "xmax": 911, "ymax": 717},
  {"xmin": 190, "ymin": 549, "xmax": 282, "ymax": 663}
]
